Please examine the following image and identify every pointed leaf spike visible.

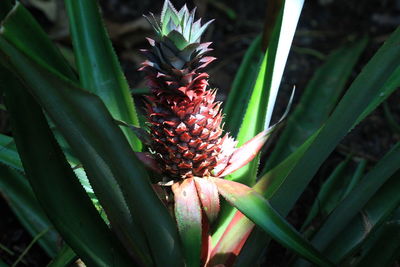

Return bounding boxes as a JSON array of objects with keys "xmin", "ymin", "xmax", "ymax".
[
  {"xmin": 172, "ymin": 178, "xmax": 202, "ymax": 267},
  {"xmin": 161, "ymin": 0, "xmax": 180, "ymax": 35},
  {"xmin": 143, "ymin": 13, "xmax": 162, "ymax": 36},
  {"xmin": 194, "ymin": 177, "xmax": 220, "ymax": 223},
  {"xmin": 216, "ymin": 128, "xmax": 272, "ymax": 177},
  {"xmin": 192, "ymin": 19, "xmax": 215, "ymax": 43},
  {"xmin": 210, "ymin": 178, "xmax": 334, "ymax": 267},
  {"xmin": 187, "ymin": 7, "xmax": 197, "ymax": 41}
]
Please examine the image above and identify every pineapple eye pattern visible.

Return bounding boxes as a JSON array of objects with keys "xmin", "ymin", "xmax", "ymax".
[{"xmin": 140, "ymin": 1, "xmax": 237, "ymax": 179}]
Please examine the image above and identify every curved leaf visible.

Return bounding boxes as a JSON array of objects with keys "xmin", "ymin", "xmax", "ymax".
[
  {"xmin": 0, "ymin": 165, "xmax": 59, "ymax": 257},
  {"xmin": 48, "ymin": 245, "xmax": 77, "ymax": 267},
  {"xmin": 228, "ymin": 0, "xmax": 304, "ymax": 186},
  {"xmin": 65, "ymin": 0, "xmax": 141, "ymax": 150},
  {"xmin": 172, "ymin": 178, "xmax": 202, "ymax": 267},
  {"xmin": 355, "ymin": 215, "xmax": 400, "ymax": 267},
  {"xmin": 0, "ymin": 65, "xmax": 132, "ymax": 266},
  {"xmin": 212, "ymin": 177, "xmax": 334, "ymax": 267},
  {"xmin": 0, "ymin": 2, "xmax": 76, "ymax": 80},
  {"xmin": 270, "ymin": 26, "xmax": 400, "ymax": 216},
  {"xmin": 263, "ymin": 38, "xmax": 368, "ymax": 171},
  {"xmin": 0, "ymin": 36, "xmax": 183, "ymax": 266},
  {"xmin": 327, "ymin": 172, "xmax": 400, "ymax": 265},
  {"xmin": 0, "ymin": 134, "xmax": 22, "ymax": 171},
  {"xmin": 307, "ymin": 142, "xmax": 400, "ymax": 251},
  {"xmin": 223, "ymin": 35, "xmax": 263, "ymax": 137}
]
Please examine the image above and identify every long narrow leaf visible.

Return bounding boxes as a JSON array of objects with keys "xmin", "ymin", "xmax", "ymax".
[
  {"xmin": 223, "ymin": 35, "xmax": 263, "ymax": 137},
  {"xmin": 209, "ymin": 212, "xmax": 254, "ymax": 266},
  {"xmin": 236, "ymin": 26, "xmax": 400, "ymax": 265},
  {"xmin": 264, "ymin": 38, "xmax": 367, "ymax": 171},
  {"xmin": 0, "ymin": 134, "xmax": 22, "ymax": 171},
  {"xmin": 172, "ymin": 179, "xmax": 202, "ymax": 267},
  {"xmin": 326, "ymin": 172, "xmax": 400, "ymax": 265},
  {"xmin": 48, "ymin": 245, "xmax": 77, "ymax": 267},
  {"xmin": 301, "ymin": 157, "xmax": 353, "ymax": 231},
  {"xmin": 0, "ymin": 5, "xmax": 153, "ymax": 262},
  {"xmin": 354, "ymin": 211, "xmax": 400, "ymax": 267},
  {"xmin": 212, "ymin": 1, "xmax": 303, "ymax": 249},
  {"xmin": 212, "ymin": 177, "xmax": 334, "ymax": 267},
  {"xmin": 0, "ymin": 36, "xmax": 183, "ymax": 266},
  {"xmin": 0, "ymin": 65, "xmax": 132, "ymax": 266},
  {"xmin": 304, "ymin": 143, "xmax": 400, "ymax": 250},
  {"xmin": 270, "ymin": 26, "xmax": 400, "ymax": 216},
  {"xmin": 294, "ymin": 142, "xmax": 400, "ymax": 266},
  {"xmin": 0, "ymin": 165, "xmax": 59, "ymax": 257},
  {"xmin": 0, "ymin": 2, "xmax": 76, "ymax": 80},
  {"xmin": 229, "ymin": 0, "xmax": 304, "ymax": 186},
  {"xmin": 65, "ymin": 0, "xmax": 141, "ymax": 150}
]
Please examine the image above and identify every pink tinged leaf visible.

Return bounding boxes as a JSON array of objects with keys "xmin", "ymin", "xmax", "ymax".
[
  {"xmin": 216, "ymin": 129, "xmax": 271, "ymax": 177},
  {"xmin": 200, "ymin": 211, "xmax": 212, "ymax": 266},
  {"xmin": 194, "ymin": 177, "xmax": 220, "ymax": 223},
  {"xmin": 172, "ymin": 178, "xmax": 202, "ymax": 266},
  {"xmin": 209, "ymin": 212, "xmax": 254, "ymax": 267},
  {"xmin": 134, "ymin": 152, "xmax": 161, "ymax": 173}
]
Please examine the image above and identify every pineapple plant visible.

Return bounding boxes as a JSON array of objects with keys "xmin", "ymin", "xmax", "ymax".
[
  {"xmin": 140, "ymin": 0, "xmax": 277, "ymax": 177},
  {"xmin": 140, "ymin": 1, "xmax": 238, "ymax": 180},
  {"xmin": 140, "ymin": 1, "xmax": 271, "ymax": 204},
  {"xmin": 139, "ymin": 1, "xmax": 286, "ymax": 263},
  {"xmin": 3, "ymin": 0, "xmax": 398, "ymax": 265}
]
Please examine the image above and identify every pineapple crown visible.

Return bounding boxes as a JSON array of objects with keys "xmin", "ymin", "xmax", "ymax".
[{"xmin": 144, "ymin": 0, "xmax": 214, "ymax": 50}]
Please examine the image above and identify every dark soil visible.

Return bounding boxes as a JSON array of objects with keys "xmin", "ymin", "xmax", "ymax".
[{"xmin": 1, "ymin": 0, "xmax": 399, "ymax": 266}]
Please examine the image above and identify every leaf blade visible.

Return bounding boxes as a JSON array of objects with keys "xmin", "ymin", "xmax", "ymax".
[
  {"xmin": 0, "ymin": 64, "xmax": 132, "ymax": 266},
  {"xmin": 0, "ymin": 35, "xmax": 183, "ymax": 266},
  {"xmin": 212, "ymin": 177, "xmax": 334, "ymax": 267},
  {"xmin": 65, "ymin": 0, "xmax": 141, "ymax": 150}
]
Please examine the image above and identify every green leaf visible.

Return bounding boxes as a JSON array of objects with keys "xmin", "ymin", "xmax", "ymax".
[
  {"xmin": 354, "ymin": 211, "xmax": 400, "ymax": 267},
  {"xmin": 263, "ymin": 38, "xmax": 368, "ymax": 171},
  {"xmin": 0, "ymin": 3, "xmax": 151, "ymax": 261},
  {"xmin": 0, "ymin": 134, "xmax": 22, "ymax": 171},
  {"xmin": 323, "ymin": 172, "xmax": 400, "ymax": 264},
  {"xmin": 212, "ymin": 178, "xmax": 334, "ymax": 267},
  {"xmin": 0, "ymin": 65, "xmax": 132, "ymax": 266},
  {"xmin": 0, "ymin": 35, "xmax": 183, "ymax": 266},
  {"xmin": 0, "ymin": 165, "xmax": 59, "ymax": 257},
  {"xmin": 237, "ymin": 28, "xmax": 400, "ymax": 262},
  {"xmin": 295, "ymin": 142, "xmax": 400, "ymax": 266},
  {"xmin": 0, "ymin": 2, "xmax": 76, "ymax": 80},
  {"xmin": 65, "ymin": 0, "xmax": 141, "ymax": 150},
  {"xmin": 301, "ymin": 156, "xmax": 353, "ymax": 232},
  {"xmin": 161, "ymin": 0, "xmax": 180, "ymax": 35},
  {"xmin": 48, "ymin": 245, "xmax": 77, "ymax": 267},
  {"xmin": 211, "ymin": 123, "xmax": 319, "ymax": 258},
  {"xmin": 269, "ymin": 26, "xmax": 400, "ymax": 217},
  {"xmin": 209, "ymin": 212, "xmax": 254, "ymax": 266},
  {"xmin": 341, "ymin": 159, "xmax": 366, "ymax": 199},
  {"xmin": 0, "ymin": 133, "xmax": 98, "ymax": 204},
  {"xmin": 229, "ymin": 0, "xmax": 304, "ymax": 186},
  {"xmin": 223, "ymin": 35, "xmax": 263, "ymax": 137}
]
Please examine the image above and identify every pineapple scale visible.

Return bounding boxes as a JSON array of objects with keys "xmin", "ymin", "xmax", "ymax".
[{"xmin": 141, "ymin": 1, "xmax": 236, "ymax": 179}]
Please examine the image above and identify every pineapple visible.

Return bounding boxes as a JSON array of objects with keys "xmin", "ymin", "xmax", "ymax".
[
  {"xmin": 140, "ymin": 1, "xmax": 237, "ymax": 180},
  {"xmin": 139, "ymin": 1, "xmax": 281, "ymax": 263}
]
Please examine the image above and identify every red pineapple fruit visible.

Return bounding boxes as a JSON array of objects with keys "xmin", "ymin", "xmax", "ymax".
[
  {"xmin": 140, "ymin": 1, "xmax": 237, "ymax": 180},
  {"xmin": 139, "ymin": 1, "xmax": 285, "ymax": 263}
]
